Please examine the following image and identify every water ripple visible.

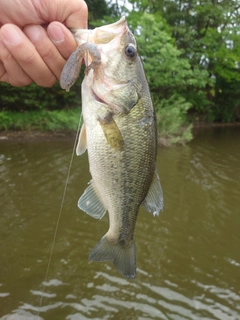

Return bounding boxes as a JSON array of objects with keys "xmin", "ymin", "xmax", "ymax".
[{"xmin": 1, "ymin": 129, "xmax": 240, "ymax": 319}]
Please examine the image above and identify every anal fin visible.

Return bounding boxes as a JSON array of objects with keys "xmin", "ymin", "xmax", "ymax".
[
  {"xmin": 76, "ymin": 122, "xmax": 87, "ymax": 156},
  {"xmin": 142, "ymin": 170, "xmax": 164, "ymax": 216},
  {"xmin": 78, "ymin": 180, "xmax": 106, "ymax": 219}
]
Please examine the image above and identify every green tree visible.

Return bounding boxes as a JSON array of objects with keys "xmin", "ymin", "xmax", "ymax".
[
  {"xmin": 0, "ymin": 81, "xmax": 81, "ymax": 112},
  {"xmin": 85, "ymin": 0, "xmax": 111, "ymax": 26},
  {"xmin": 130, "ymin": 13, "xmax": 208, "ymax": 143},
  {"xmin": 127, "ymin": 0, "xmax": 240, "ymax": 122}
]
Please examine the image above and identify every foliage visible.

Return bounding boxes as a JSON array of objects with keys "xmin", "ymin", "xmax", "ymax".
[
  {"xmin": 85, "ymin": 0, "xmax": 111, "ymax": 27},
  {"xmin": 155, "ymin": 95, "xmax": 193, "ymax": 145},
  {"xmin": 0, "ymin": 109, "xmax": 81, "ymax": 131},
  {"xmin": 0, "ymin": 79, "xmax": 82, "ymax": 112},
  {"xmin": 126, "ymin": 0, "xmax": 240, "ymax": 122},
  {"xmin": 134, "ymin": 15, "xmax": 207, "ymax": 93},
  {"xmin": 213, "ymin": 77, "xmax": 240, "ymax": 123},
  {"xmin": 130, "ymin": 13, "xmax": 204, "ymax": 143}
]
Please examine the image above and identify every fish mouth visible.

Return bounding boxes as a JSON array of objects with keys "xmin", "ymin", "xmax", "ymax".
[
  {"xmin": 72, "ymin": 16, "xmax": 127, "ymax": 45},
  {"xmin": 93, "ymin": 16, "xmax": 126, "ymax": 43}
]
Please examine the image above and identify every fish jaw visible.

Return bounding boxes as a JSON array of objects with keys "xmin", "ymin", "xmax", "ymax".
[{"xmin": 72, "ymin": 16, "xmax": 127, "ymax": 46}]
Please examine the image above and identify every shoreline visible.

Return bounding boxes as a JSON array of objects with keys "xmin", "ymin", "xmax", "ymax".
[
  {"xmin": 0, "ymin": 122, "xmax": 239, "ymax": 142},
  {"xmin": 0, "ymin": 130, "xmax": 77, "ymax": 142},
  {"xmin": 192, "ymin": 121, "xmax": 240, "ymax": 129}
]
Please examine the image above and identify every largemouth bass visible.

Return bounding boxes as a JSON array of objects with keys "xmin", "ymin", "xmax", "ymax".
[{"xmin": 60, "ymin": 17, "xmax": 164, "ymax": 279}]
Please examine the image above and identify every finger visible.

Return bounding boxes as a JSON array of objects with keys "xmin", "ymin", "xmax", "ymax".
[
  {"xmin": 1, "ymin": 24, "xmax": 57, "ymax": 87},
  {"xmin": 0, "ymin": 36, "xmax": 32, "ymax": 86},
  {"xmin": 0, "ymin": 60, "xmax": 5, "ymax": 80},
  {"xmin": 34, "ymin": 0, "xmax": 88, "ymax": 29},
  {"xmin": 63, "ymin": 0, "xmax": 88, "ymax": 29},
  {"xmin": 24, "ymin": 24, "xmax": 66, "ymax": 80},
  {"xmin": 0, "ymin": 0, "xmax": 88, "ymax": 28},
  {"xmin": 47, "ymin": 22, "xmax": 78, "ymax": 60}
]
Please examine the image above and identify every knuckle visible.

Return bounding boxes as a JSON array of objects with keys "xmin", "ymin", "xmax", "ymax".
[
  {"xmin": 40, "ymin": 44, "xmax": 56, "ymax": 61},
  {"xmin": 0, "ymin": 46, "xmax": 12, "ymax": 64},
  {"xmin": 21, "ymin": 50, "xmax": 36, "ymax": 65},
  {"xmin": 0, "ymin": 52, "xmax": 33, "ymax": 86}
]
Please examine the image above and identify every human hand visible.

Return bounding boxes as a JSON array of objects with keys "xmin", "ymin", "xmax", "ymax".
[{"xmin": 0, "ymin": 0, "xmax": 87, "ymax": 87}]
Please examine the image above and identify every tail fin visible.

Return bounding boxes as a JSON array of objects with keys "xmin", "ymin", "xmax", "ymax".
[{"xmin": 89, "ymin": 235, "xmax": 136, "ymax": 279}]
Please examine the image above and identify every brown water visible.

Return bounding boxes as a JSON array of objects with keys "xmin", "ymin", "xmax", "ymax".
[{"xmin": 0, "ymin": 127, "xmax": 239, "ymax": 320}]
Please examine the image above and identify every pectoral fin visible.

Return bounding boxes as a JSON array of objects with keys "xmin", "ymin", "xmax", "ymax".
[
  {"xmin": 76, "ymin": 122, "xmax": 87, "ymax": 156},
  {"xmin": 98, "ymin": 112, "xmax": 124, "ymax": 150},
  {"xmin": 142, "ymin": 170, "xmax": 164, "ymax": 216},
  {"xmin": 78, "ymin": 180, "xmax": 106, "ymax": 219}
]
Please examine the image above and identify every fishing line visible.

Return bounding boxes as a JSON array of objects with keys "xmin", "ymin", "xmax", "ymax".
[{"xmin": 37, "ymin": 111, "xmax": 83, "ymax": 317}]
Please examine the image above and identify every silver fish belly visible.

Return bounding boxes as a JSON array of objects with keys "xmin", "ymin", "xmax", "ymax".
[{"xmin": 60, "ymin": 17, "xmax": 164, "ymax": 279}]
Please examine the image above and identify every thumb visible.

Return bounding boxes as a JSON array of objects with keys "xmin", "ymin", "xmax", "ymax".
[{"xmin": 56, "ymin": 0, "xmax": 88, "ymax": 29}]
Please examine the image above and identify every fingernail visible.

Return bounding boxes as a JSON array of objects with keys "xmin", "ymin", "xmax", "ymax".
[
  {"xmin": 2, "ymin": 25, "xmax": 22, "ymax": 45},
  {"xmin": 48, "ymin": 25, "xmax": 64, "ymax": 43},
  {"xmin": 24, "ymin": 25, "xmax": 41, "ymax": 42}
]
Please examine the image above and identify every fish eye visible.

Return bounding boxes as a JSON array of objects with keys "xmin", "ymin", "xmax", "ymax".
[{"xmin": 125, "ymin": 44, "xmax": 137, "ymax": 58}]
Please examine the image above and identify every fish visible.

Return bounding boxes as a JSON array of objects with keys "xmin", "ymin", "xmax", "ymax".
[{"xmin": 60, "ymin": 17, "xmax": 164, "ymax": 279}]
